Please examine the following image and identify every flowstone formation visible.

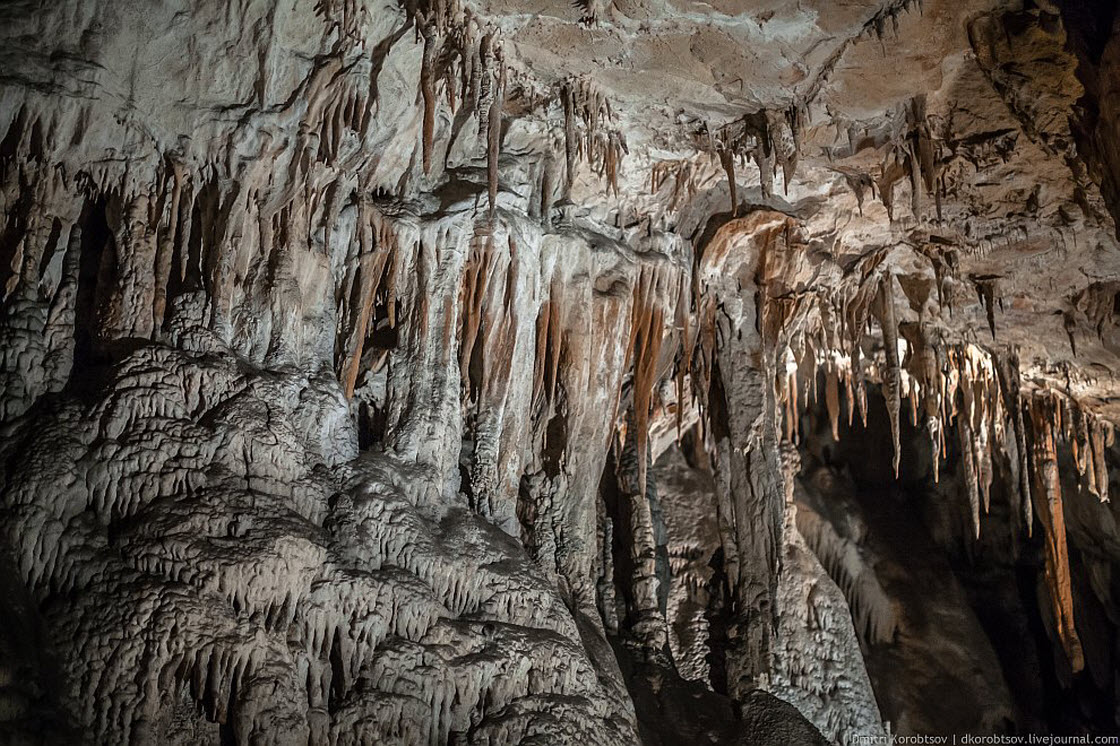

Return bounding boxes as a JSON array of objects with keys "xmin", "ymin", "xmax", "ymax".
[{"xmin": 1, "ymin": 0, "xmax": 1119, "ymax": 743}]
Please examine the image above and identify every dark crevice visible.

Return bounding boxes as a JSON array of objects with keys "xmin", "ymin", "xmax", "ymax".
[{"xmin": 67, "ymin": 196, "xmax": 115, "ymax": 398}]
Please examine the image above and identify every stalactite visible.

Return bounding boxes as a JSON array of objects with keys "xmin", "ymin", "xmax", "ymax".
[
  {"xmin": 875, "ymin": 273, "xmax": 902, "ymax": 476},
  {"xmin": 563, "ymin": 83, "xmax": 577, "ymax": 197},
  {"xmin": 972, "ymin": 276, "xmax": 998, "ymax": 339},
  {"xmin": 767, "ymin": 107, "xmax": 800, "ymax": 194},
  {"xmin": 419, "ymin": 21, "xmax": 438, "ymax": 174},
  {"xmin": 153, "ymin": 161, "xmax": 186, "ymax": 332},
  {"xmin": 459, "ymin": 237, "xmax": 491, "ymax": 398},
  {"xmin": 977, "ymin": 413, "xmax": 993, "ymax": 515},
  {"xmin": 539, "ymin": 152, "xmax": 556, "ymax": 226},
  {"xmin": 804, "ymin": 343, "xmax": 819, "ymax": 414},
  {"xmin": 1067, "ymin": 399, "xmax": 1114, "ymax": 504},
  {"xmin": 338, "ymin": 207, "xmax": 396, "ymax": 397},
  {"xmin": 997, "ymin": 351, "xmax": 1033, "ymax": 534},
  {"xmin": 929, "ymin": 411, "xmax": 942, "ymax": 483},
  {"xmin": 907, "ymin": 142, "xmax": 926, "ymax": 218},
  {"xmin": 627, "ymin": 267, "xmax": 667, "ymax": 498},
  {"xmin": 1090, "ymin": 419, "xmax": 1112, "ymax": 502},
  {"xmin": 602, "ymin": 131, "xmax": 626, "ymax": 196},
  {"xmin": 958, "ymin": 402, "xmax": 982, "ymax": 539},
  {"xmin": 718, "ymin": 149, "xmax": 738, "ymax": 217},
  {"xmin": 1028, "ymin": 394, "xmax": 1085, "ymax": 674},
  {"xmin": 756, "ymin": 145, "xmax": 774, "ymax": 199},
  {"xmin": 825, "ymin": 362, "xmax": 841, "ymax": 442},
  {"xmin": 531, "ymin": 289, "xmax": 564, "ymax": 412},
  {"xmin": 844, "ymin": 171, "xmax": 875, "ymax": 216},
  {"xmin": 674, "ymin": 272, "xmax": 693, "ymax": 439},
  {"xmin": 558, "ymin": 76, "xmax": 625, "ymax": 196},
  {"xmin": 1072, "ymin": 282, "xmax": 1120, "ymax": 342},
  {"xmin": 575, "ymin": 0, "xmax": 612, "ymax": 25},
  {"xmin": 778, "ymin": 347, "xmax": 800, "ymax": 442},
  {"xmin": 1073, "ymin": 404, "xmax": 1092, "ymax": 491},
  {"xmin": 910, "ymin": 96, "xmax": 936, "ymax": 197},
  {"xmin": 902, "ymin": 323, "xmax": 944, "ymax": 482},
  {"xmin": 476, "ymin": 31, "xmax": 495, "ymax": 138},
  {"xmin": 854, "ymin": 344, "xmax": 869, "ymax": 429},
  {"xmin": 487, "ymin": 51, "xmax": 506, "ymax": 217},
  {"xmin": 876, "ymin": 153, "xmax": 906, "ymax": 221},
  {"xmin": 1063, "ymin": 311, "xmax": 1078, "ymax": 357},
  {"xmin": 957, "ymin": 345, "xmax": 998, "ymax": 519}
]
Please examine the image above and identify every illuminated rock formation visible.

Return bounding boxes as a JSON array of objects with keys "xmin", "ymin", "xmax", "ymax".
[{"xmin": 1, "ymin": 0, "xmax": 1119, "ymax": 743}]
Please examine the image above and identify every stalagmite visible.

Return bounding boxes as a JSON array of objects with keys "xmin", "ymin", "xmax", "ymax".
[{"xmin": 613, "ymin": 413, "xmax": 669, "ymax": 650}]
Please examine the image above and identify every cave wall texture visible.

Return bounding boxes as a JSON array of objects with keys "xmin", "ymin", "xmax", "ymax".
[{"xmin": 1, "ymin": 0, "xmax": 1120, "ymax": 743}]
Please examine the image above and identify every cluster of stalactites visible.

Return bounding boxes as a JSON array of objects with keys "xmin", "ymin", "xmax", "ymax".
[
  {"xmin": 867, "ymin": 0, "xmax": 924, "ymax": 44},
  {"xmin": 648, "ymin": 159, "xmax": 702, "ymax": 213},
  {"xmin": 459, "ymin": 229, "xmax": 520, "ymax": 412},
  {"xmin": 410, "ymin": 0, "xmax": 507, "ymax": 215},
  {"xmin": 833, "ymin": 93, "xmax": 941, "ymax": 223},
  {"xmin": 1023, "ymin": 388, "xmax": 1116, "ymax": 676},
  {"xmin": 879, "ymin": 96, "xmax": 939, "ymax": 221},
  {"xmin": 767, "ymin": 262, "xmax": 888, "ymax": 462},
  {"xmin": 700, "ymin": 105, "xmax": 804, "ymax": 214},
  {"xmin": 779, "ymin": 325, "xmax": 1113, "ymax": 502},
  {"xmin": 598, "ymin": 260, "xmax": 692, "ymax": 507},
  {"xmin": 682, "ymin": 213, "xmax": 801, "ymax": 461},
  {"xmin": 623, "ymin": 264, "xmax": 689, "ymax": 496},
  {"xmin": 1028, "ymin": 389, "xmax": 1115, "ymax": 504},
  {"xmin": 772, "ymin": 306, "xmax": 1114, "ymax": 677},
  {"xmin": 561, "ymin": 76, "xmax": 628, "ymax": 197},
  {"xmin": 940, "ymin": 345, "xmax": 1003, "ymax": 537},
  {"xmin": 573, "ymin": 0, "xmax": 612, "ymax": 26},
  {"xmin": 415, "ymin": 19, "xmax": 631, "ymax": 212}
]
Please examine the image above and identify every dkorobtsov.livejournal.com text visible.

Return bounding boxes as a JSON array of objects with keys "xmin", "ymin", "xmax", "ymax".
[{"xmin": 854, "ymin": 736, "xmax": 1120, "ymax": 745}]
